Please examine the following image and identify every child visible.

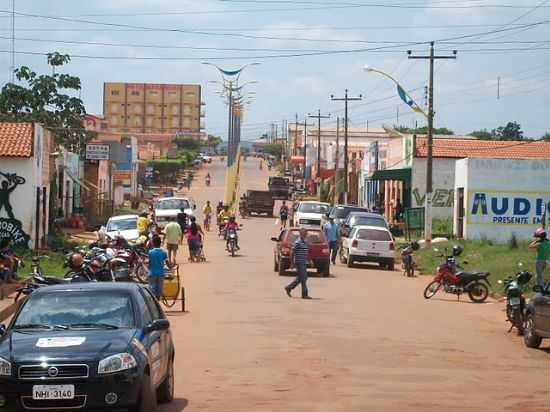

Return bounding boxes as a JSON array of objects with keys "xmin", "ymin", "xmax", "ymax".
[{"xmin": 148, "ymin": 235, "xmax": 168, "ymax": 300}]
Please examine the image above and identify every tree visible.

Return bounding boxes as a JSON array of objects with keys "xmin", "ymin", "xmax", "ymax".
[
  {"xmin": 263, "ymin": 143, "xmax": 284, "ymax": 158},
  {"xmin": 0, "ymin": 52, "xmax": 95, "ymax": 153},
  {"xmin": 492, "ymin": 121, "xmax": 524, "ymax": 140},
  {"xmin": 395, "ymin": 126, "xmax": 454, "ymax": 135},
  {"xmin": 469, "ymin": 129, "xmax": 493, "ymax": 140},
  {"xmin": 174, "ymin": 138, "xmax": 201, "ymax": 151},
  {"xmin": 205, "ymin": 135, "xmax": 222, "ymax": 148},
  {"xmin": 541, "ymin": 132, "xmax": 550, "ymax": 141}
]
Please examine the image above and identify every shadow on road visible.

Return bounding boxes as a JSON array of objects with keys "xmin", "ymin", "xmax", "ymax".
[
  {"xmin": 429, "ymin": 296, "xmax": 493, "ymax": 305},
  {"xmin": 159, "ymin": 398, "xmax": 189, "ymax": 411}
]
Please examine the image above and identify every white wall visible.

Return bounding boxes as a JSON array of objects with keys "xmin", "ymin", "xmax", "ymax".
[
  {"xmin": 454, "ymin": 158, "xmax": 550, "ymax": 243},
  {"xmin": 411, "ymin": 157, "xmax": 456, "ymax": 219}
]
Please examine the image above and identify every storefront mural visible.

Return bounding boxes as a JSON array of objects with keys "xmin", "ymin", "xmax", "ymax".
[
  {"xmin": 412, "ymin": 188, "xmax": 454, "ymax": 208},
  {"xmin": 0, "ymin": 172, "xmax": 31, "ymax": 247}
]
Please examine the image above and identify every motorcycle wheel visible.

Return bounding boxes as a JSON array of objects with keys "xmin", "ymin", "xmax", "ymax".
[
  {"xmin": 134, "ymin": 263, "xmax": 149, "ymax": 284},
  {"xmin": 467, "ymin": 282, "xmax": 489, "ymax": 303},
  {"xmin": 423, "ymin": 280, "xmax": 441, "ymax": 299},
  {"xmin": 230, "ymin": 243, "xmax": 235, "ymax": 257}
]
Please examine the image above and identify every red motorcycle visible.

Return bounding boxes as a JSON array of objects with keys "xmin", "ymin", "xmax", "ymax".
[{"xmin": 423, "ymin": 245, "xmax": 491, "ymax": 303}]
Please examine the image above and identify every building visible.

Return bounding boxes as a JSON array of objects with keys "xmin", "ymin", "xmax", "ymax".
[
  {"xmin": 103, "ymin": 82, "xmax": 205, "ymax": 135},
  {"xmin": 454, "ymin": 158, "xmax": 550, "ymax": 242},
  {"xmin": 0, "ymin": 123, "xmax": 53, "ymax": 249}
]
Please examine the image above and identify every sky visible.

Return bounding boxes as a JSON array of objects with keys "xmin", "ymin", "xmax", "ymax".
[{"xmin": 1, "ymin": 0, "xmax": 550, "ymax": 140}]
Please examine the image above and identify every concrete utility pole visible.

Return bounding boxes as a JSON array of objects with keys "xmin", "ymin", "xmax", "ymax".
[
  {"xmin": 331, "ymin": 89, "xmax": 362, "ymax": 204},
  {"xmin": 308, "ymin": 110, "xmax": 331, "ymax": 180},
  {"xmin": 408, "ymin": 41, "xmax": 457, "ymax": 243},
  {"xmin": 333, "ymin": 117, "xmax": 340, "ymax": 206}
]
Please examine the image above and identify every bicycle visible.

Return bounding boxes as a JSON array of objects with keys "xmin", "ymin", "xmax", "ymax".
[{"xmin": 204, "ymin": 214, "xmax": 211, "ymax": 232}]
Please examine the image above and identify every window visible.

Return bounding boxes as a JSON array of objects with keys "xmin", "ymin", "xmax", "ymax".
[
  {"xmin": 141, "ymin": 289, "xmax": 163, "ymax": 320},
  {"xmin": 297, "ymin": 203, "xmax": 330, "ymax": 214},
  {"xmin": 135, "ymin": 291, "xmax": 153, "ymax": 326},
  {"xmin": 106, "ymin": 218, "xmax": 137, "ymax": 232},
  {"xmin": 131, "ymin": 90, "xmax": 140, "ymax": 96},
  {"xmin": 185, "ymin": 91, "xmax": 195, "ymax": 97},
  {"xmin": 146, "ymin": 104, "xmax": 155, "ymax": 114},
  {"xmin": 348, "ymin": 216, "xmax": 387, "ymax": 229},
  {"xmin": 150, "ymin": 90, "xmax": 159, "ymax": 96},
  {"xmin": 287, "ymin": 230, "xmax": 324, "ymax": 244},
  {"xmin": 156, "ymin": 198, "xmax": 190, "ymax": 210},
  {"xmin": 356, "ymin": 228, "xmax": 392, "ymax": 241},
  {"xmin": 110, "ymin": 90, "xmax": 120, "ymax": 96},
  {"xmin": 167, "ymin": 91, "xmax": 177, "ymax": 97},
  {"xmin": 110, "ymin": 104, "xmax": 119, "ymax": 114},
  {"xmin": 183, "ymin": 104, "xmax": 192, "ymax": 115}
]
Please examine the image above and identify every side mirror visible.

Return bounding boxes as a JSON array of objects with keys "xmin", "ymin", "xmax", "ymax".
[
  {"xmin": 0, "ymin": 324, "xmax": 6, "ymax": 336},
  {"xmin": 271, "ymin": 237, "xmax": 278, "ymax": 242},
  {"xmin": 144, "ymin": 319, "xmax": 170, "ymax": 334}
]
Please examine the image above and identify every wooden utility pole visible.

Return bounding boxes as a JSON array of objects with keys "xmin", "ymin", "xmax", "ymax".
[
  {"xmin": 308, "ymin": 110, "xmax": 331, "ymax": 180},
  {"xmin": 408, "ymin": 41, "xmax": 457, "ymax": 243},
  {"xmin": 331, "ymin": 89, "xmax": 362, "ymax": 204}
]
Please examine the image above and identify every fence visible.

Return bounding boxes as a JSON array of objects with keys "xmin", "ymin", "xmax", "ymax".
[{"xmin": 404, "ymin": 207, "xmax": 424, "ymax": 241}]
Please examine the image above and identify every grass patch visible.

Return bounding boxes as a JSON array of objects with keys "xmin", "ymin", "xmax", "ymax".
[
  {"xmin": 413, "ymin": 240, "xmax": 537, "ymax": 297},
  {"xmin": 14, "ymin": 249, "xmax": 67, "ymax": 279}
]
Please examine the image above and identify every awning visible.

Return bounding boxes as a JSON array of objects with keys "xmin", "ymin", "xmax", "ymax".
[
  {"xmin": 290, "ymin": 156, "xmax": 305, "ymax": 164},
  {"xmin": 64, "ymin": 168, "xmax": 99, "ymax": 192},
  {"xmin": 370, "ymin": 168, "xmax": 411, "ymax": 181}
]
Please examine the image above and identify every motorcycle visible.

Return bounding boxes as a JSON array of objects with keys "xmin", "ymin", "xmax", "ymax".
[
  {"xmin": 226, "ymin": 228, "xmax": 239, "ymax": 257},
  {"xmin": 498, "ymin": 263, "xmax": 532, "ymax": 335},
  {"xmin": 400, "ymin": 241, "xmax": 419, "ymax": 277},
  {"xmin": 423, "ymin": 246, "xmax": 491, "ymax": 303},
  {"xmin": 218, "ymin": 219, "xmax": 228, "ymax": 239}
]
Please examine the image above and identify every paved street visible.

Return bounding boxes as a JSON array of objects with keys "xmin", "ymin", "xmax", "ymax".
[{"xmin": 162, "ymin": 158, "xmax": 550, "ymax": 412}]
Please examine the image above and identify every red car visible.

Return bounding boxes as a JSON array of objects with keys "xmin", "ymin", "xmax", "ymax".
[{"xmin": 271, "ymin": 228, "xmax": 331, "ymax": 277}]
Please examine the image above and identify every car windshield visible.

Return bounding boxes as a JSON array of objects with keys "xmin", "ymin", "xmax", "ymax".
[
  {"xmin": 330, "ymin": 207, "xmax": 365, "ymax": 219},
  {"xmin": 157, "ymin": 199, "xmax": 190, "ymax": 210},
  {"xmin": 106, "ymin": 218, "xmax": 137, "ymax": 232},
  {"xmin": 349, "ymin": 216, "xmax": 387, "ymax": 228},
  {"xmin": 356, "ymin": 228, "xmax": 392, "ymax": 241},
  {"xmin": 14, "ymin": 291, "xmax": 135, "ymax": 329},
  {"xmin": 288, "ymin": 231, "xmax": 324, "ymax": 244},
  {"xmin": 298, "ymin": 203, "xmax": 330, "ymax": 214}
]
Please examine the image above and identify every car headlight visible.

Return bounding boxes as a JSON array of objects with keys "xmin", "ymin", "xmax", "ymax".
[
  {"xmin": 98, "ymin": 353, "xmax": 137, "ymax": 375},
  {"xmin": 0, "ymin": 356, "xmax": 11, "ymax": 376}
]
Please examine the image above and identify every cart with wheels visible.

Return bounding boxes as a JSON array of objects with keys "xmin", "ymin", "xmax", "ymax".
[{"xmin": 161, "ymin": 264, "xmax": 186, "ymax": 311}]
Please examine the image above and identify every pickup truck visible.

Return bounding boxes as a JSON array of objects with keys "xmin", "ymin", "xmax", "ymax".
[
  {"xmin": 268, "ymin": 176, "xmax": 291, "ymax": 200},
  {"xmin": 244, "ymin": 190, "xmax": 275, "ymax": 216}
]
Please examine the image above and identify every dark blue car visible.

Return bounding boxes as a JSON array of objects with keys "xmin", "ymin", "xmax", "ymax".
[{"xmin": 0, "ymin": 282, "xmax": 175, "ymax": 411}]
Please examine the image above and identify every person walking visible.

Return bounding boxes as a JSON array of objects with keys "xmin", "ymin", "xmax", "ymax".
[
  {"xmin": 164, "ymin": 217, "xmax": 183, "ymax": 266},
  {"xmin": 148, "ymin": 235, "xmax": 168, "ymax": 300},
  {"xmin": 279, "ymin": 201, "xmax": 289, "ymax": 229},
  {"xmin": 285, "ymin": 228, "xmax": 311, "ymax": 299},
  {"xmin": 324, "ymin": 216, "xmax": 340, "ymax": 265},
  {"xmin": 529, "ymin": 228, "xmax": 550, "ymax": 287}
]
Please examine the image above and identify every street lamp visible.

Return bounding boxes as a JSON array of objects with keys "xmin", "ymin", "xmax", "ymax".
[{"xmin": 201, "ymin": 62, "xmax": 261, "ymax": 82}]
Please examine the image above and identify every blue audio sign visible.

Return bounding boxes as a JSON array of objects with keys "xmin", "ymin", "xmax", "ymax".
[{"xmin": 469, "ymin": 192, "xmax": 550, "ymax": 225}]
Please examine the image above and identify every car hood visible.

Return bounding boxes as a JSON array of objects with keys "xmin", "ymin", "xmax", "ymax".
[
  {"xmin": 106, "ymin": 229, "xmax": 140, "ymax": 241},
  {"xmin": 296, "ymin": 212, "xmax": 324, "ymax": 220},
  {"xmin": 155, "ymin": 209, "xmax": 193, "ymax": 218},
  {"xmin": 2, "ymin": 329, "xmax": 137, "ymax": 363}
]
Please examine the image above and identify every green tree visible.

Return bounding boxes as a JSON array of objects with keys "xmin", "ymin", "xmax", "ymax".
[
  {"xmin": 541, "ymin": 132, "xmax": 550, "ymax": 140},
  {"xmin": 492, "ymin": 121, "xmax": 524, "ymax": 140},
  {"xmin": 395, "ymin": 126, "xmax": 454, "ymax": 135},
  {"xmin": 0, "ymin": 52, "xmax": 94, "ymax": 153},
  {"xmin": 469, "ymin": 129, "xmax": 493, "ymax": 140},
  {"xmin": 263, "ymin": 143, "xmax": 284, "ymax": 158},
  {"xmin": 205, "ymin": 135, "xmax": 222, "ymax": 148},
  {"xmin": 174, "ymin": 138, "xmax": 201, "ymax": 151}
]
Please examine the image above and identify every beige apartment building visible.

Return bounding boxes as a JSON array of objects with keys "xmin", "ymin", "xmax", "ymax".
[{"xmin": 103, "ymin": 82, "xmax": 204, "ymax": 134}]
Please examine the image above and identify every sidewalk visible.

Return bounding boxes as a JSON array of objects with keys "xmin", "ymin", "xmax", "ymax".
[{"xmin": 0, "ymin": 282, "xmax": 25, "ymax": 321}]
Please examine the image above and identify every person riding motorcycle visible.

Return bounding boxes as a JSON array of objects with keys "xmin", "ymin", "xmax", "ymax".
[
  {"xmin": 216, "ymin": 201, "xmax": 224, "ymax": 216},
  {"xmin": 218, "ymin": 205, "xmax": 230, "ymax": 224},
  {"xmin": 137, "ymin": 211, "xmax": 150, "ymax": 237},
  {"xmin": 225, "ymin": 214, "xmax": 240, "ymax": 250}
]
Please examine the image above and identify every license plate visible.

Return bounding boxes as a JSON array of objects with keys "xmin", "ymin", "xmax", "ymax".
[
  {"xmin": 33, "ymin": 385, "xmax": 75, "ymax": 400},
  {"xmin": 366, "ymin": 252, "xmax": 380, "ymax": 257},
  {"xmin": 509, "ymin": 297, "xmax": 521, "ymax": 306}
]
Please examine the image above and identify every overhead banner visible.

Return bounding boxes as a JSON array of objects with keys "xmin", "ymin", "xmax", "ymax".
[{"xmin": 468, "ymin": 190, "xmax": 550, "ymax": 226}]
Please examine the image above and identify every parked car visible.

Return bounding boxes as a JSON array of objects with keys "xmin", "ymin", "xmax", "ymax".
[
  {"xmin": 523, "ymin": 283, "xmax": 550, "ymax": 348},
  {"xmin": 324, "ymin": 204, "xmax": 370, "ymax": 226},
  {"xmin": 102, "ymin": 214, "xmax": 140, "ymax": 242},
  {"xmin": 293, "ymin": 201, "xmax": 331, "ymax": 227},
  {"xmin": 0, "ymin": 282, "xmax": 175, "ymax": 412},
  {"xmin": 340, "ymin": 225, "xmax": 395, "ymax": 270},
  {"xmin": 154, "ymin": 197, "xmax": 195, "ymax": 227},
  {"xmin": 271, "ymin": 228, "xmax": 330, "ymax": 276},
  {"xmin": 340, "ymin": 212, "xmax": 389, "ymax": 238}
]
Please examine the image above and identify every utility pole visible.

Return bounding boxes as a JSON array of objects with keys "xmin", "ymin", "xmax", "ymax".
[
  {"xmin": 333, "ymin": 117, "xmax": 340, "ymax": 205},
  {"xmin": 331, "ymin": 89, "xmax": 362, "ymax": 204},
  {"xmin": 308, "ymin": 110, "xmax": 331, "ymax": 180},
  {"xmin": 408, "ymin": 41, "xmax": 457, "ymax": 243},
  {"xmin": 10, "ymin": 0, "xmax": 15, "ymax": 82}
]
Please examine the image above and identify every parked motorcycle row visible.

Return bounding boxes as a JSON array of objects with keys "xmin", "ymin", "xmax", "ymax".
[{"xmin": 15, "ymin": 235, "xmax": 150, "ymax": 301}]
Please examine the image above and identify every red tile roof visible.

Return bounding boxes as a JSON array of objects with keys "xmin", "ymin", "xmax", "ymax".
[
  {"xmin": 0, "ymin": 122, "xmax": 34, "ymax": 157},
  {"xmin": 415, "ymin": 137, "xmax": 550, "ymax": 160}
]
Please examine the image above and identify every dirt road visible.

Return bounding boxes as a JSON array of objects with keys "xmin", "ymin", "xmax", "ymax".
[{"xmin": 161, "ymin": 158, "xmax": 550, "ymax": 412}]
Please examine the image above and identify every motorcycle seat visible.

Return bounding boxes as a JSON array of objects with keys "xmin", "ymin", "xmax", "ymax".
[{"xmin": 457, "ymin": 271, "xmax": 489, "ymax": 278}]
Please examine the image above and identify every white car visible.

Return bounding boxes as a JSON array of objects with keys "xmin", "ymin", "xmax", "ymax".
[
  {"xmin": 340, "ymin": 225, "xmax": 395, "ymax": 270},
  {"xmin": 103, "ymin": 214, "xmax": 140, "ymax": 242},
  {"xmin": 293, "ymin": 201, "xmax": 331, "ymax": 227},
  {"xmin": 154, "ymin": 197, "xmax": 195, "ymax": 227}
]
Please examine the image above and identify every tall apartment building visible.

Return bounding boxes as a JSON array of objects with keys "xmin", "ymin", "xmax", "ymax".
[{"xmin": 103, "ymin": 82, "xmax": 204, "ymax": 135}]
